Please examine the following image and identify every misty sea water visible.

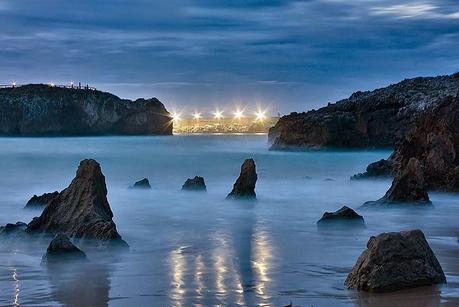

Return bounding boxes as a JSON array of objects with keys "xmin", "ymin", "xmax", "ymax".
[{"xmin": 1, "ymin": 134, "xmax": 459, "ymax": 306}]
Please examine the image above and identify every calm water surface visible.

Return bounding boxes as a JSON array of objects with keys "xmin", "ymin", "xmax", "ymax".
[{"xmin": 1, "ymin": 135, "xmax": 459, "ymax": 306}]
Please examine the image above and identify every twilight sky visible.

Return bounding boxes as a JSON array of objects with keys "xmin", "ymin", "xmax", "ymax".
[{"xmin": 1, "ymin": 0, "xmax": 459, "ymax": 114}]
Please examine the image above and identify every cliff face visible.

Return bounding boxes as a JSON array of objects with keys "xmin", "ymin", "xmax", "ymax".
[
  {"xmin": 0, "ymin": 85, "xmax": 172, "ymax": 135},
  {"xmin": 269, "ymin": 73, "xmax": 459, "ymax": 149}
]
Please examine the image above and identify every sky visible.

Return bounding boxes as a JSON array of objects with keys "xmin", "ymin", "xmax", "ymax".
[{"xmin": 1, "ymin": 0, "xmax": 459, "ymax": 115}]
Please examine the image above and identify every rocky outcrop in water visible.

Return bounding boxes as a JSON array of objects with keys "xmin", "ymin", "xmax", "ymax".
[
  {"xmin": 42, "ymin": 233, "xmax": 87, "ymax": 263},
  {"xmin": 130, "ymin": 178, "xmax": 151, "ymax": 189},
  {"xmin": 345, "ymin": 229, "xmax": 446, "ymax": 292},
  {"xmin": 351, "ymin": 159, "xmax": 397, "ymax": 180},
  {"xmin": 358, "ymin": 95, "xmax": 459, "ymax": 192},
  {"xmin": 317, "ymin": 206, "xmax": 364, "ymax": 227},
  {"xmin": 362, "ymin": 158, "xmax": 431, "ymax": 207},
  {"xmin": 0, "ymin": 222, "xmax": 27, "ymax": 236},
  {"xmin": 0, "ymin": 84, "xmax": 172, "ymax": 136},
  {"xmin": 182, "ymin": 176, "xmax": 206, "ymax": 191},
  {"xmin": 27, "ymin": 159, "xmax": 126, "ymax": 245},
  {"xmin": 25, "ymin": 191, "xmax": 59, "ymax": 208},
  {"xmin": 269, "ymin": 73, "xmax": 459, "ymax": 149},
  {"xmin": 226, "ymin": 159, "xmax": 257, "ymax": 200}
]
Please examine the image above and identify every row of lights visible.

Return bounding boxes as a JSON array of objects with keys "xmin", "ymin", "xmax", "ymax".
[
  {"xmin": 172, "ymin": 108, "xmax": 267, "ymax": 122},
  {"xmin": 10, "ymin": 81, "xmax": 77, "ymax": 87}
]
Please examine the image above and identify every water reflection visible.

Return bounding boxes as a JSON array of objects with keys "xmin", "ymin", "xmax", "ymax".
[
  {"xmin": 12, "ymin": 268, "xmax": 20, "ymax": 307},
  {"xmin": 170, "ymin": 248, "xmax": 186, "ymax": 306}
]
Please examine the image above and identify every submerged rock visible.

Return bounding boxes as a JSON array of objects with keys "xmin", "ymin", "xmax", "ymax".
[
  {"xmin": 130, "ymin": 178, "xmax": 151, "ymax": 189},
  {"xmin": 362, "ymin": 158, "xmax": 431, "ymax": 207},
  {"xmin": 182, "ymin": 176, "xmax": 206, "ymax": 191},
  {"xmin": 0, "ymin": 222, "xmax": 27, "ymax": 236},
  {"xmin": 317, "ymin": 206, "xmax": 364, "ymax": 227},
  {"xmin": 226, "ymin": 159, "xmax": 257, "ymax": 200},
  {"xmin": 345, "ymin": 229, "xmax": 446, "ymax": 292},
  {"xmin": 351, "ymin": 159, "xmax": 397, "ymax": 180},
  {"xmin": 27, "ymin": 159, "xmax": 127, "ymax": 245},
  {"xmin": 42, "ymin": 233, "xmax": 87, "ymax": 263},
  {"xmin": 25, "ymin": 191, "xmax": 59, "ymax": 208}
]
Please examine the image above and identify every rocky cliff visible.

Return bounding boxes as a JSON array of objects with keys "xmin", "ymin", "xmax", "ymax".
[
  {"xmin": 0, "ymin": 84, "xmax": 172, "ymax": 135},
  {"xmin": 269, "ymin": 73, "xmax": 459, "ymax": 149}
]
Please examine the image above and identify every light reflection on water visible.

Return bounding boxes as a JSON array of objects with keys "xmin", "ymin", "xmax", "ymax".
[{"xmin": 0, "ymin": 135, "xmax": 459, "ymax": 306}]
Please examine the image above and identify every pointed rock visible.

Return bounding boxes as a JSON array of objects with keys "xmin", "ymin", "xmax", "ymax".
[
  {"xmin": 317, "ymin": 206, "xmax": 364, "ymax": 227},
  {"xmin": 226, "ymin": 159, "xmax": 257, "ymax": 200},
  {"xmin": 130, "ymin": 178, "xmax": 151, "ymax": 189},
  {"xmin": 362, "ymin": 158, "xmax": 431, "ymax": 207},
  {"xmin": 27, "ymin": 159, "xmax": 126, "ymax": 244},
  {"xmin": 345, "ymin": 229, "xmax": 446, "ymax": 292},
  {"xmin": 25, "ymin": 191, "xmax": 59, "ymax": 208},
  {"xmin": 182, "ymin": 176, "xmax": 206, "ymax": 191},
  {"xmin": 42, "ymin": 233, "xmax": 87, "ymax": 263}
]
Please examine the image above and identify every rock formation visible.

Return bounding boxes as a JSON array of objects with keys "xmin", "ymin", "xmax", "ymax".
[
  {"xmin": 269, "ymin": 73, "xmax": 459, "ymax": 149},
  {"xmin": 182, "ymin": 176, "xmax": 206, "ymax": 191},
  {"xmin": 351, "ymin": 159, "xmax": 397, "ymax": 180},
  {"xmin": 42, "ymin": 233, "xmax": 87, "ymax": 263},
  {"xmin": 130, "ymin": 178, "xmax": 151, "ymax": 189},
  {"xmin": 0, "ymin": 84, "xmax": 172, "ymax": 136},
  {"xmin": 317, "ymin": 206, "xmax": 364, "ymax": 227},
  {"xmin": 358, "ymin": 95, "xmax": 459, "ymax": 192},
  {"xmin": 27, "ymin": 159, "xmax": 126, "ymax": 245},
  {"xmin": 345, "ymin": 229, "xmax": 446, "ymax": 292},
  {"xmin": 226, "ymin": 159, "xmax": 257, "ymax": 200},
  {"xmin": 0, "ymin": 222, "xmax": 27, "ymax": 236},
  {"xmin": 362, "ymin": 158, "xmax": 431, "ymax": 207},
  {"xmin": 25, "ymin": 191, "xmax": 59, "ymax": 208}
]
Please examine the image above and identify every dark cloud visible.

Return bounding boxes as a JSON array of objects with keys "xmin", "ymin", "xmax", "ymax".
[{"xmin": 0, "ymin": 0, "xmax": 458, "ymax": 113}]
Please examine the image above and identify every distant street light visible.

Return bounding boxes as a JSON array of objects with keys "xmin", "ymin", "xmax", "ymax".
[
  {"xmin": 193, "ymin": 112, "xmax": 202, "ymax": 120},
  {"xmin": 12, "ymin": 81, "xmax": 16, "ymax": 87},
  {"xmin": 233, "ymin": 109, "xmax": 244, "ymax": 120},
  {"xmin": 255, "ymin": 109, "xmax": 266, "ymax": 122},
  {"xmin": 213, "ymin": 110, "xmax": 223, "ymax": 120},
  {"xmin": 172, "ymin": 112, "xmax": 182, "ymax": 122}
]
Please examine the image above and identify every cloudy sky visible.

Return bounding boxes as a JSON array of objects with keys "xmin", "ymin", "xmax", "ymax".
[{"xmin": 1, "ymin": 0, "xmax": 458, "ymax": 114}]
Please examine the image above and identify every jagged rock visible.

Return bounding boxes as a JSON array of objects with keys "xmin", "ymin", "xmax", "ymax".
[
  {"xmin": 42, "ymin": 233, "xmax": 87, "ymax": 263},
  {"xmin": 0, "ymin": 84, "xmax": 172, "ymax": 136},
  {"xmin": 25, "ymin": 191, "xmax": 59, "ymax": 208},
  {"xmin": 27, "ymin": 159, "xmax": 127, "ymax": 245},
  {"xmin": 317, "ymin": 206, "xmax": 364, "ymax": 227},
  {"xmin": 0, "ymin": 222, "xmax": 27, "ymax": 236},
  {"xmin": 362, "ymin": 158, "xmax": 431, "ymax": 207},
  {"xmin": 130, "ymin": 178, "xmax": 151, "ymax": 189},
  {"xmin": 351, "ymin": 159, "xmax": 397, "ymax": 180},
  {"xmin": 182, "ymin": 176, "xmax": 206, "ymax": 191},
  {"xmin": 269, "ymin": 73, "xmax": 459, "ymax": 149},
  {"xmin": 226, "ymin": 159, "xmax": 257, "ymax": 200},
  {"xmin": 345, "ymin": 229, "xmax": 446, "ymax": 292}
]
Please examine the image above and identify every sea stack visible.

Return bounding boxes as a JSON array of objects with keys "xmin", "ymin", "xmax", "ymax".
[
  {"xmin": 362, "ymin": 158, "xmax": 431, "ymax": 207},
  {"xmin": 25, "ymin": 191, "xmax": 59, "ymax": 208},
  {"xmin": 42, "ymin": 233, "xmax": 87, "ymax": 263},
  {"xmin": 27, "ymin": 159, "xmax": 126, "ymax": 245},
  {"xmin": 130, "ymin": 178, "xmax": 151, "ymax": 189},
  {"xmin": 345, "ymin": 230, "xmax": 446, "ymax": 292},
  {"xmin": 226, "ymin": 158, "xmax": 257, "ymax": 200},
  {"xmin": 182, "ymin": 176, "xmax": 206, "ymax": 191}
]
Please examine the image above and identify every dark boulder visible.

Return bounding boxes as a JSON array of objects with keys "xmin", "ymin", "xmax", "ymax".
[
  {"xmin": 317, "ymin": 206, "xmax": 364, "ymax": 227},
  {"xmin": 182, "ymin": 176, "xmax": 206, "ymax": 191},
  {"xmin": 351, "ymin": 159, "xmax": 397, "ymax": 180},
  {"xmin": 362, "ymin": 158, "xmax": 431, "ymax": 207},
  {"xmin": 345, "ymin": 229, "xmax": 446, "ymax": 292},
  {"xmin": 25, "ymin": 191, "xmax": 59, "ymax": 208},
  {"xmin": 130, "ymin": 178, "xmax": 151, "ymax": 189},
  {"xmin": 27, "ymin": 159, "xmax": 127, "ymax": 245},
  {"xmin": 42, "ymin": 233, "xmax": 87, "ymax": 263},
  {"xmin": 226, "ymin": 159, "xmax": 257, "ymax": 200}
]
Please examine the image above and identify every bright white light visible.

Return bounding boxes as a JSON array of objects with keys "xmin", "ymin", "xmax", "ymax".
[
  {"xmin": 255, "ymin": 109, "xmax": 266, "ymax": 121},
  {"xmin": 233, "ymin": 109, "xmax": 244, "ymax": 119},
  {"xmin": 12, "ymin": 81, "xmax": 16, "ymax": 87},
  {"xmin": 172, "ymin": 112, "xmax": 181, "ymax": 122},
  {"xmin": 49, "ymin": 82, "xmax": 55, "ymax": 87},
  {"xmin": 213, "ymin": 110, "xmax": 223, "ymax": 120},
  {"xmin": 193, "ymin": 112, "xmax": 201, "ymax": 120}
]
